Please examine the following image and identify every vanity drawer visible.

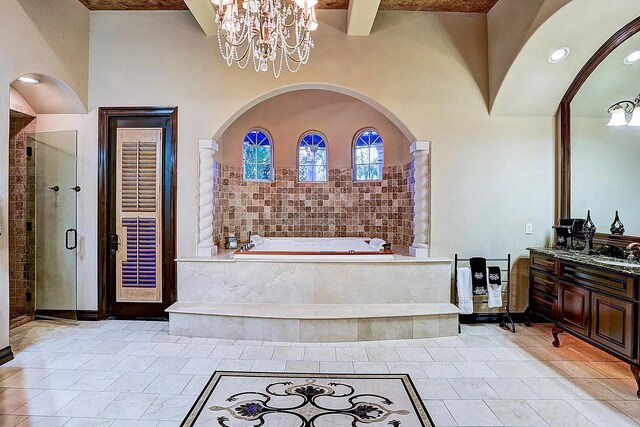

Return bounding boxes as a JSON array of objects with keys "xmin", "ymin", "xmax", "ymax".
[
  {"xmin": 531, "ymin": 254, "xmax": 557, "ymax": 274},
  {"xmin": 530, "ymin": 270, "xmax": 557, "ymax": 296},
  {"xmin": 530, "ymin": 289, "xmax": 557, "ymax": 321},
  {"xmin": 560, "ymin": 262, "xmax": 636, "ymax": 301}
]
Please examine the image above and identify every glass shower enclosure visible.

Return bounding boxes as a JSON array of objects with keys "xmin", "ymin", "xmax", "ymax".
[{"xmin": 27, "ymin": 130, "xmax": 78, "ymax": 321}]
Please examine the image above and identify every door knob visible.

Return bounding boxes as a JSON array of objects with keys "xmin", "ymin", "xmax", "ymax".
[
  {"xmin": 70, "ymin": 186, "xmax": 81, "ymax": 192},
  {"xmin": 49, "ymin": 186, "xmax": 59, "ymax": 192}
]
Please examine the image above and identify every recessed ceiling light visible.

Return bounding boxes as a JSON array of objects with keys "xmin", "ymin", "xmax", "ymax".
[
  {"xmin": 624, "ymin": 50, "xmax": 640, "ymax": 64},
  {"xmin": 548, "ymin": 47, "xmax": 570, "ymax": 63},
  {"xmin": 17, "ymin": 76, "xmax": 40, "ymax": 84}
]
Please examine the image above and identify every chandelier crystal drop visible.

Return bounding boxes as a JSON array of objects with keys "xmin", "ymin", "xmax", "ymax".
[{"xmin": 212, "ymin": 0, "xmax": 318, "ymax": 78}]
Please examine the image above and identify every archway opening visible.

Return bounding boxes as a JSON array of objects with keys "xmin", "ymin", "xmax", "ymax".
[{"xmin": 210, "ymin": 88, "xmax": 422, "ymax": 252}]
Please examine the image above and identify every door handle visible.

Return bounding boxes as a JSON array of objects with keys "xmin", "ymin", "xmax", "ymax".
[
  {"xmin": 65, "ymin": 228, "xmax": 77, "ymax": 250},
  {"xmin": 109, "ymin": 233, "xmax": 121, "ymax": 255}
]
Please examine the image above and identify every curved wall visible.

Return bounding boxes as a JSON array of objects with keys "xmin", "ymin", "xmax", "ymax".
[
  {"xmin": 0, "ymin": 0, "xmax": 89, "ymax": 350},
  {"xmin": 219, "ymin": 90, "xmax": 412, "ymax": 168}
]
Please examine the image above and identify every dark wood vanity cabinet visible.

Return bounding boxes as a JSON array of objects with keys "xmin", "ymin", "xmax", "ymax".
[
  {"xmin": 558, "ymin": 281, "xmax": 590, "ymax": 337},
  {"xmin": 526, "ymin": 250, "xmax": 640, "ymax": 397},
  {"xmin": 590, "ymin": 292, "xmax": 635, "ymax": 358}
]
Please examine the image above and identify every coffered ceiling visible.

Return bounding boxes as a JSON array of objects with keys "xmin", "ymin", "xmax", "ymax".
[{"xmin": 78, "ymin": 0, "xmax": 498, "ymax": 13}]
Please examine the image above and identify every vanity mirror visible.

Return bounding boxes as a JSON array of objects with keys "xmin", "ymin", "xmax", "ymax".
[{"xmin": 559, "ymin": 17, "xmax": 640, "ymax": 244}]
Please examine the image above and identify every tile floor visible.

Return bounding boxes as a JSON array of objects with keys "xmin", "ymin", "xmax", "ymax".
[{"xmin": 1, "ymin": 320, "xmax": 640, "ymax": 426}]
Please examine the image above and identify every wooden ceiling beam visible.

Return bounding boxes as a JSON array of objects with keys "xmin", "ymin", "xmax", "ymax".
[
  {"xmin": 184, "ymin": 0, "xmax": 218, "ymax": 35},
  {"xmin": 347, "ymin": 0, "xmax": 381, "ymax": 36}
]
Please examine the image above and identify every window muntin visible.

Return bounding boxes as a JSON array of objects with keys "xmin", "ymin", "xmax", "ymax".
[
  {"xmin": 298, "ymin": 131, "xmax": 328, "ymax": 182},
  {"xmin": 353, "ymin": 129, "xmax": 383, "ymax": 181},
  {"xmin": 242, "ymin": 129, "xmax": 273, "ymax": 181}
]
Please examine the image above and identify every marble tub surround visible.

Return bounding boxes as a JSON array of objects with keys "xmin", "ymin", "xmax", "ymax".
[
  {"xmin": 529, "ymin": 247, "xmax": 640, "ymax": 276},
  {"xmin": 170, "ymin": 257, "xmax": 457, "ymax": 341},
  {"xmin": 211, "ymin": 163, "xmax": 415, "ymax": 250},
  {"xmin": 174, "ymin": 258, "xmax": 452, "ymax": 304}
]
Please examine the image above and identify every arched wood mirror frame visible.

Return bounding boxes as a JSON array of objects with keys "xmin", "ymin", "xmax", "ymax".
[{"xmin": 558, "ymin": 16, "xmax": 640, "ymax": 246}]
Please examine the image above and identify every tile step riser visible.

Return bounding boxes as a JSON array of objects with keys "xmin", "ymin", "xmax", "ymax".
[{"xmin": 169, "ymin": 312, "xmax": 458, "ymax": 342}]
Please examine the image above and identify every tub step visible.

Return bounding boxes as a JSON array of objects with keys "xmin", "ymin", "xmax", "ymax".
[{"xmin": 166, "ymin": 302, "xmax": 460, "ymax": 342}]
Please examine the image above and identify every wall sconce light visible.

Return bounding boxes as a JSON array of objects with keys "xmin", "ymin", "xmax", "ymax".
[{"xmin": 607, "ymin": 92, "xmax": 640, "ymax": 126}]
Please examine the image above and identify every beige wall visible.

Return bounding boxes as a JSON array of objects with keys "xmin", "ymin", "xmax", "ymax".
[
  {"xmin": 31, "ymin": 9, "xmax": 552, "ymax": 314},
  {"xmin": 9, "ymin": 88, "xmax": 36, "ymax": 117},
  {"xmin": 572, "ymin": 117, "xmax": 640, "ymax": 235},
  {"xmin": 220, "ymin": 90, "xmax": 412, "ymax": 168},
  {"xmin": 0, "ymin": 0, "xmax": 89, "ymax": 350}
]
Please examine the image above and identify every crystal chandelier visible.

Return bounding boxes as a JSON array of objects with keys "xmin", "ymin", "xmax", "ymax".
[{"xmin": 212, "ymin": 0, "xmax": 318, "ymax": 78}]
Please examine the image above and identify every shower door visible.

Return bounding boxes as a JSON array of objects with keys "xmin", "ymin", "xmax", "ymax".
[{"xmin": 29, "ymin": 130, "xmax": 78, "ymax": 321}]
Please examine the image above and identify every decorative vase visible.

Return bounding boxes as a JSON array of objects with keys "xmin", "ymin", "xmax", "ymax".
[{"xmin": 610, "ymin": 210, "xmax": 625, "ymax": 235}]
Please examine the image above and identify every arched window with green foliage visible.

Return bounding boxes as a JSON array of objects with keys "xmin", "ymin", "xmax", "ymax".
[
  {"xmin": 353, "ymin": 129, "xmax": 383, "ymax": 181},
  {"xmin": 242, "ymin": 129, "xmax": 273, "ymax": 181},
  {"xmin": 298, "ymin": 131, "xmax": 328, "ymax": 182}
]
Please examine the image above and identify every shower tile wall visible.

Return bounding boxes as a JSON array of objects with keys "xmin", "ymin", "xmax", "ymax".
[
  {"xmin": 212, "ymin": 162, "xmax": 418, "ymax": 250},
  {"xmin": 9, "ymin": 114, "xmax": 36, "ymax": 320}
]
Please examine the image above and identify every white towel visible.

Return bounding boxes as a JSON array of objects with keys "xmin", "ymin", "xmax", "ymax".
[
  {"xmin": 369, "ymin": 238, "xmax": 386, "ymax": 251},
  {"xmin": 487, "ymin": 267, "xmax": 503, "ymax": 309},
  {"xmin": 250, "ymin": 235, "xmax": 263, "ymax": 246},
  {"xmin": 457, "ymin": 267, "xmax": 473, "ymax": 314}
]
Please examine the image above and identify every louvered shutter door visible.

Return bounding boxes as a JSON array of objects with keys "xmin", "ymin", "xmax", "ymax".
[{"xmin": 116, "ymin": 128, "xmax": 163, "ymax": 303}]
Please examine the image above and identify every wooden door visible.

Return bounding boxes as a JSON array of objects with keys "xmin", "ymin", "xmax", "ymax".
[
  {"xmin": 591, "ymin": 292, "xmax": 635, "ymax": 359},
  {"xmin": 558, "ymin": 281, "xmax": 590, "ymax": 337},
  {"xmin": 98, "ymin": 107, "xmax": 177, "ymax": 320},
  {"xmin": 115, "ymin": 128, "xmax": 163, "ymax": 304}
]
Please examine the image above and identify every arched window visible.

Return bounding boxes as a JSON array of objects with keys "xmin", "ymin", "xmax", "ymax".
[
  {"xmin": 242, "ymin": 128, "xmax": 273, "ymax": 181},
  {"xmin": 298, "ymin": 131, "xmax": 328, "ymax": 182},
  {"xmin": 353, "ymin": 129, "xmax": 384, "ymax": 181}
]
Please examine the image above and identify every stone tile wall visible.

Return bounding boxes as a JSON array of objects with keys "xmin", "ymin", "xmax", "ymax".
[
  {"xmin": 9, "ymin": 115, "xmax": 36, "ymax": 320},
  {"xmin": 212, "ymin": 163, "xmax": 416, "ymax": 250}
]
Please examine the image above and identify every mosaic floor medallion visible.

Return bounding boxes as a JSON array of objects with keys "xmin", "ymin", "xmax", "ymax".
[{"xmin": 182, "ymin": 371, "xmax": 433, "ymax": 426}]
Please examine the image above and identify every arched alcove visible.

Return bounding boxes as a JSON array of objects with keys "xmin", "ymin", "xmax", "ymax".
[
  {"xmin": 209, "ymin": 88, "xmax": 422, "ymax": 251},
  {"xmin": 10, "ymin": 73, "xmax": 86, "ymax": 114},
  {"xmin": 212, "ymin": 83, "xmax": 417, "ymax": 143}
]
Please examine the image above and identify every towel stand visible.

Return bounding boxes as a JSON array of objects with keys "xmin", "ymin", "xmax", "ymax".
[{"xmin": 454, "ymin": 254, "xmax": 515, "ymax": 333}]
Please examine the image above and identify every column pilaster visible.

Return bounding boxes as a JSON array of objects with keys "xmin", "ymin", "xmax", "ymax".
[
  {"xmin": 197, "ymin": 138, "xmax": 219, "ymax": 257},
  {"xmin": 409, "ymin": 140, "xmax": 430, "ymax": 259}
]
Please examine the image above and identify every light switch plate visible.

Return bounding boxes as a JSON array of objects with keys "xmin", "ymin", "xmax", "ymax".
[{"xmin": 525, "ymin": 223, "xmax": 533, "ymax": 235}]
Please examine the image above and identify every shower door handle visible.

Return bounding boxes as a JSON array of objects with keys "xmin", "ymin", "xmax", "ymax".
[{"xmin": 65, "ymin": 228, "xmax": 77, "ymax": 250}]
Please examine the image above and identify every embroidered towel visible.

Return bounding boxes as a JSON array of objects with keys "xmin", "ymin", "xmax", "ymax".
[
  {"xmin": 469, "ymin": 257, "xmax": 488, "ymax": 296},
  {"xmin": 456, "ymin": 267, "xmax": 473, "ymax": 314},
  {"xmin": 487, "ymin": 266, "xmax": 503, "ymax": 308}
]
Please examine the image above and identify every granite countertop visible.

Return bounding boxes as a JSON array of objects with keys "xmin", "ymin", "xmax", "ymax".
[{"xmin": 528, "ymin": 247, "xmax": 640, "ymax": 277}]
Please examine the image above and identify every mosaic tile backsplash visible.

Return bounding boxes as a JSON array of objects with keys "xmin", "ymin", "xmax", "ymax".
[
  {"xmin": 212, "ymin": 163, "xmax": 418, "ymax": 250},
  {"xmin": 9, "ymin": 115, "xmax": 36, "ymax": 321}
]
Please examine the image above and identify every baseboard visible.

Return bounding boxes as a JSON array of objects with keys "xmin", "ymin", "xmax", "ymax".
[
  {"xmin": 34, "ymin": 309, "xmax": 99, "ymax": 321},
  {"xmin": 35, "ymin": 309, "xmax": 76, "ymax": 320},
  {"xmin": 459, "ymin": 313, "xmax": 531, "ymax": 324},
  {"xmin": 0, "ymin": 346, "xmax": 14, "ymax": 366},
  {"xmin": 77, "ymin": 310, "xmax": 99, "ymax": 321}
]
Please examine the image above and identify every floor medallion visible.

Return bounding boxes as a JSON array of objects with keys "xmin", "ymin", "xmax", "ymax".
[{"xmin": 182, "ymin": 371, "xmax": 433, "ymax": 426}]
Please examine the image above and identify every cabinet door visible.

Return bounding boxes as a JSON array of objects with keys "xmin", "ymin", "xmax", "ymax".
[
  {"xmin": 558, "ymin": 281, "xmax": 590, "ymax": 337},
  {"xmin": 591, "ymin": 292, "xmax": 635, "ymax": 359}
]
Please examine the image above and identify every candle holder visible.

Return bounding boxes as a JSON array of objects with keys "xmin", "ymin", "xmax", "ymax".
[
  {"xmin": 610, "ymin": 210, "xmax": 625, "ymax": 235},
  {"xmin": 582, "ymin": 210, "xmax": 596, "ymax": 255}
]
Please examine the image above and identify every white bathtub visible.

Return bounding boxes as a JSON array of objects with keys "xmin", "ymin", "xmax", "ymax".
[{"xmin": 233, "ymin": 237, "xmax": 395, "ymax": 260}]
